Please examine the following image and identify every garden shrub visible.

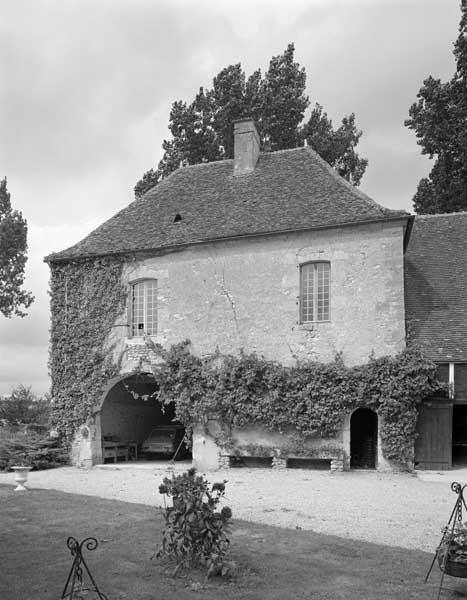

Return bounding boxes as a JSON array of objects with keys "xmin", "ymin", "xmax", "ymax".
[
  {"xmin": 157, "ymin": 468, "xmax": 233, "ymax": 578},
  {"xmin": 0, "ymin": 427, "xmax": 69, "ymax": 471}
]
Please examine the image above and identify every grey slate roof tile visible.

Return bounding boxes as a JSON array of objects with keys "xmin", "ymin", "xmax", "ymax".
[
  {"xmin": 405, "ymin": 212, "xmax": 467, "ymax": 362},
  {"xmin": 46, "ymin": 146, "xmax": 407, "ymax": 262}
]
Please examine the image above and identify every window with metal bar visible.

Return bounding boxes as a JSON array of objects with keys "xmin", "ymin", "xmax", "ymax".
[
  {"xmin": 300, "ymin": 262, "xmax": 330, "ymax": 323},
  {"xmin": 130, "ymin": 279, "xmax": 157, "ymax": 336}
]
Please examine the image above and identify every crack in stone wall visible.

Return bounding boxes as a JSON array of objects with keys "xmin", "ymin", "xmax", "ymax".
[{"xmin": 210, "ymin": 248, "xmax": 243, "ymax": 348}]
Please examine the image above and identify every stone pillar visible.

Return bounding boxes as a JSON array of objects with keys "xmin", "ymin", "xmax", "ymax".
[
  {"xmin": 70, "ymin": 425, "xmax": 94, "ymax": 468},
  {"xmin": 218, "ymin": 455, "xmax": 231, "ymax": 469},
  {"xmin": 192, "ymin": 423, "xmax": 223, "ymax": 471},
  {"xmin": 272, "ymin": 457, "xmax": 287, "ymax": 469},
  {"xmin": 330, "ymin": 458, "xmax": 344, "ymax": 472}
]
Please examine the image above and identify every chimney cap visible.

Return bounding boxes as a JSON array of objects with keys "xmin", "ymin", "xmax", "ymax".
[{"xmin": 233, "ymin": 117, "xmax": 258, "ymax": 126}]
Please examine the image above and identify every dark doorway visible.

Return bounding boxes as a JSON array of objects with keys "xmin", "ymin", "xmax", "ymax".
[
  {"xmin": 452, "ymin": 405, "xmax": 467, "ymax": 466},
  {"xmin": 350, "ymin": 408, "xmax": 378, "ymax": 469}
]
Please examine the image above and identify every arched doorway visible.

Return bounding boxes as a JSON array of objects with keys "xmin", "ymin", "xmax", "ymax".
[
  {"xmin": 98, "ymin": 373, "xmax": 190, "ymax": 463},
  {"xmin": 350, "ymin": 408, "xmax": 378, "ymax": 469}
]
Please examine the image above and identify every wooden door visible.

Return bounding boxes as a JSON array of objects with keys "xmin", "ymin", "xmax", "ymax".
[{"xmin": 414, "ymin": 403, "xmax": 452, "ymax": 470}]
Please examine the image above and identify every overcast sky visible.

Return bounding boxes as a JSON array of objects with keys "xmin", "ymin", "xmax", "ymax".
[{"xmin": 0, "ymin": 0, "xmax": 462, "ymax": 397}]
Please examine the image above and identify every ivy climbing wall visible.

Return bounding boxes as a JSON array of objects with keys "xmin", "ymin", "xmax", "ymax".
[{"xmin": 48, "ymin": 256, "xmax": 127, "ymax": 438}]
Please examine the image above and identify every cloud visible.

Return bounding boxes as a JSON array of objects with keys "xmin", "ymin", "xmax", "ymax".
[
  {"xmin": 0, "ymin": 218, "xmax": 102, "ymax": 396},
  {"xmin": 0, "ymin": 0, "xmax": 462, "ymax": 396}
]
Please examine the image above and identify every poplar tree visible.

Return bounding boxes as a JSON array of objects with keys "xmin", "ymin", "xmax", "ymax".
[
  {"xmin": 405, "ymin": 1, "xmax": 467, "ymax": 214},
  {"xmin": 135, "ymin": 43, "xmax": 368, "ymax": 198},
  {"xmin": 0, "ymin": 178, "xmax": 34, "ymax": 317}
]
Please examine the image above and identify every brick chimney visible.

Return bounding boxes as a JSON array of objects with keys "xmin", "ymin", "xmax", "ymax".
[{"xmin": 233, "ymin": 118, "xmax": 260, "ymax": 176}]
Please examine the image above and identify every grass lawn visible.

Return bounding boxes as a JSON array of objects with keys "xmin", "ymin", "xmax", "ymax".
[{"xmin": 0, "ymin": 483, "xmax": 462, "ymax": 600}]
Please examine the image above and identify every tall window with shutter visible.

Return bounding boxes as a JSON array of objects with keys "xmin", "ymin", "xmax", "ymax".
[{"xmin": 300, "ymin": 262, "xmax": 330, "ymax": 323}]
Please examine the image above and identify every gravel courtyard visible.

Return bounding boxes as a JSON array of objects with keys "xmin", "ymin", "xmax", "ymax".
[{"xmin": 1, "ymin": 463, "xmax": 465, "ymax": 553}]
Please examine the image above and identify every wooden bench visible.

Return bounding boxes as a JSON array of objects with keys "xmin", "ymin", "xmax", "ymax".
[{"xmin": 102, "ymin": 436, "xmax": 138, "ymax": 462}]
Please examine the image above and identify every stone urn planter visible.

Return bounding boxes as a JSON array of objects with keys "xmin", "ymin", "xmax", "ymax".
[{"xmin": 11, "ymin": 466, "xmax": 32, "ymax": 491}]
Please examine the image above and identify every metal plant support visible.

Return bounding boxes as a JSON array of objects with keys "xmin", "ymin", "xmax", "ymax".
[
  {"xmin": 426, "ymin": 482, "xmax": 467, "ymax": 599},
  {"xmin": 170, "ymin": 431, "xmax": 191, "ymax": 462},
  {"xmin": 61, "ymin": 537, "xmax": 108, "ymax": 600}
]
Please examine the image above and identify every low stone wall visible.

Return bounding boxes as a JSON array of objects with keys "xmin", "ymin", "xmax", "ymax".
[
  {"xmin": 190, "ymin": 416, "xmax": 404, "ymax": 473},
  {"xmin": 192, "ymin": 421, "xmax": 346, "ymax": 472}
]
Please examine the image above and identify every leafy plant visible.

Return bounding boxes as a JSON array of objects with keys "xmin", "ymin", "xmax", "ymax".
[
  {"xmin": 149, "ymin": 341, "xmax": 443, "ymax": 465},
  {"xmin": 157, "ymin": 468, "xmax": 233, "ymax": 578},
  {"xmin": 438, "ymin": 521, "xmax": 467, "ymax": 568}
]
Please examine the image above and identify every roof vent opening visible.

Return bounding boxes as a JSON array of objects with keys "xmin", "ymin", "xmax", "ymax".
[{"xmin": 174, "ymin": 213, "xmax": 182, "ymax": 223}]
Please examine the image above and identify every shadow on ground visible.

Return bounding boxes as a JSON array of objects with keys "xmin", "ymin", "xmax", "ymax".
[{"xmin": 0, "ymin": 484, "xmax": 461, "ymax": 600}]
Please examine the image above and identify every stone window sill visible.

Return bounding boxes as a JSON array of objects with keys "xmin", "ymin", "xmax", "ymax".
[
  {"xmin": 125, "ymin": 336, "xmax": 158, "ymax": 345},
  {"xmin": 298, "ymin": 321, "xmax": 330, "ymax": 331}
]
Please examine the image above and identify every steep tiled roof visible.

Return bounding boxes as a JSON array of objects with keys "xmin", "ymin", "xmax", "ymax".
[
  {"xmin": 405, "ymin": 212, "xmax": 467, "ymax": 362},
  {"xmin": 47, "ymin": 146, "xmax": 407, "ymax": 262}
]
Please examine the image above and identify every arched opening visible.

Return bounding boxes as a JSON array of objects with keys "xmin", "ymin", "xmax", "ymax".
[
  {"xmin": 99, "ymin": 373, "xmax": 190, "ymax": 463},
  {"xmin": 350, "ymin": 408, "xmax": 378, "ymax": 469}
]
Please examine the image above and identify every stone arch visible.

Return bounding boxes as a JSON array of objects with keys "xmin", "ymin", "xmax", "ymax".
[
  {"xmin": 350, "ymin": 407, "xmax": 378, "ymax": 469},
  {"xmin": 94, "ymin": 372, "xmax": 188, "ymax": 464}
]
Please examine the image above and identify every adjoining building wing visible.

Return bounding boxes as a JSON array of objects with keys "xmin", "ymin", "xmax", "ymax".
[{"xmin": 406, "ymin": 212, "xmax": 467, "ymax": 470}]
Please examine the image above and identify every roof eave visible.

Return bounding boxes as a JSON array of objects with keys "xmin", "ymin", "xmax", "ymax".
[{"xmin": 45, "ymin": 213, "xmax": 410, "ymax": 264}]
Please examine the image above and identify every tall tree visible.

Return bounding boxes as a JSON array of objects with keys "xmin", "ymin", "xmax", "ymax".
[
  {"xmin": 405, "ymin": 0, "xmax": 467, "ymax": 214},
  {"xmin": 303, "ymin": 105, "xmax": 368, "ymax": 186},
  {"xmin": 0, "ymin": 178, "xmax": 34, "ymax": 317},
  {"xmin": 259, "ymin": 43, "xmax": 309, "ymax": 151},
  {"xmin": 135, "ymin": 43, "xmax": 368, "ymax": 198}
]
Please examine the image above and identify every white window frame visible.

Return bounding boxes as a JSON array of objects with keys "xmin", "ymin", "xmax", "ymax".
[
  {"xmin": 130, "ymin": 279, "xmax": 157, "ymax": 337},
  {"xmin": 299, "ymin": 261, "xmax": 330, "ymax": 323}
]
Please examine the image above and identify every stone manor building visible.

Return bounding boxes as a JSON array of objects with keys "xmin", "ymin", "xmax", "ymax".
[{"xmin": 46, "ymin": 119, "xmax": 467, "ymax": 471}]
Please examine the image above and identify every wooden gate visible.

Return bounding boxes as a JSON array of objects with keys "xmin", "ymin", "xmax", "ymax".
[{"xmin": 414, "ymin": 402, "xmax": 452, "ymax": 470}]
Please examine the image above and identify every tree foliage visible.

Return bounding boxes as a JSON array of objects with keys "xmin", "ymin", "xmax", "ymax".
[
  {"xmin": 0, "ymin": 385, "xmax": 50, "ymax": 426},
  {"xmin": 134, "ymin": 44, "xmax": 368, "ymax": 198},
  {"xmin": 405, "ymin": 1, "xmax": 467, "ymax": 214},
  {"xmin": 0, "ymin": 178, "xmax": 34, "ymax": 317},
  {"xmin": 304, "ymin": 105, "xmax": 368, "ymax": 186}
]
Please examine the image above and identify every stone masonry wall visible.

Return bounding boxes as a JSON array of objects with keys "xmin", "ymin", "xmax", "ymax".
[
  {"xmin": 109, "ymin": 220, "xmax": 406, "ymax": 370},
  {"xmin": 76, "ymin": 221, "xmax": 407, "ymax": 468}
]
